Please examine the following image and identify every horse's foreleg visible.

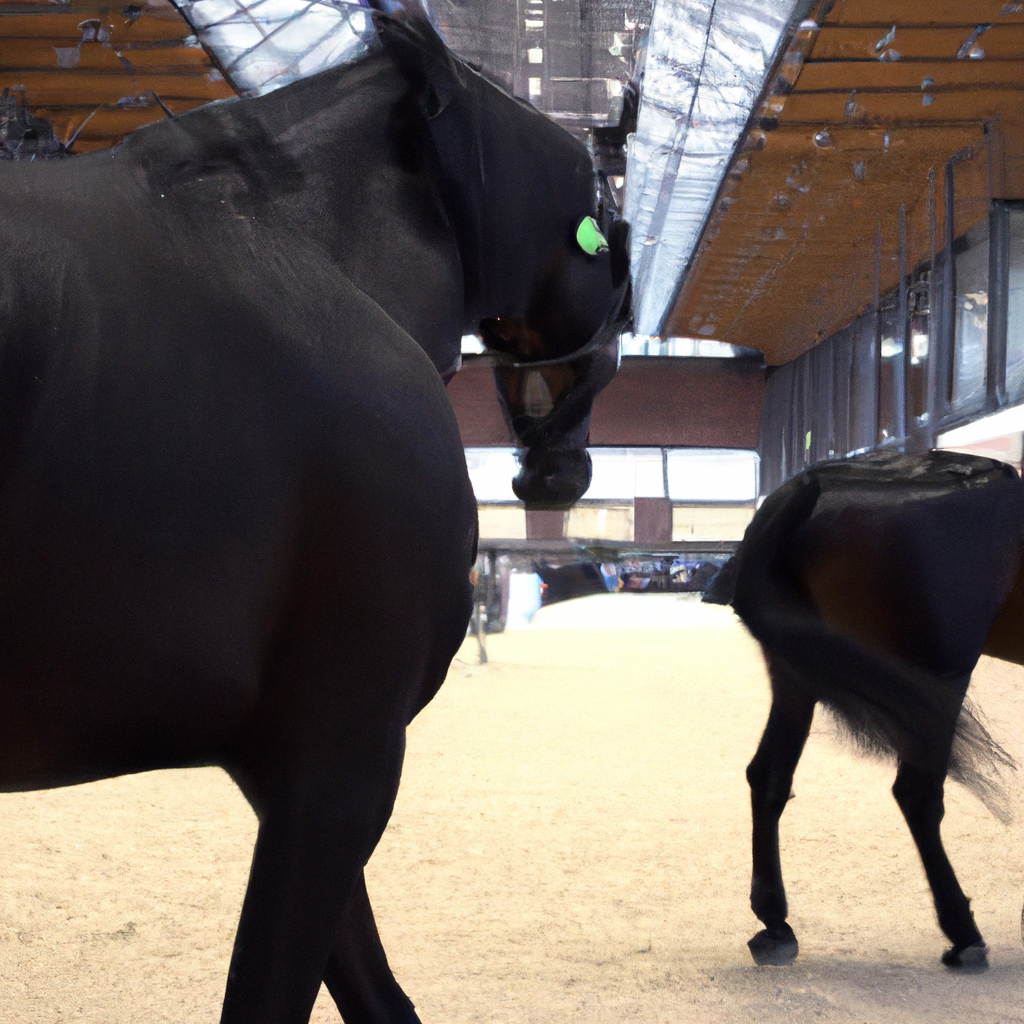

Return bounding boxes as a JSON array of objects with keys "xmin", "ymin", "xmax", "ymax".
[
  {"xmin": 323, "ymin": 869, "xmax": 421, "ymax": 1024},
  {"xmin": 746, "ymin": 669, "xmax": 815, "ymax": 966},
  {"xmin": 221, "ymin": 729, "xmax": 408, "ymax": 1024},
  {"xmin": 891, "ymin": 760, "xmax": 986, "ymax": 968}
]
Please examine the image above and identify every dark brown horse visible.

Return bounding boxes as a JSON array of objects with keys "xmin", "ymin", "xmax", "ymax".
[{"xmin": 706, "ymin": 449, "xmax": 1024, "ymax": 968}]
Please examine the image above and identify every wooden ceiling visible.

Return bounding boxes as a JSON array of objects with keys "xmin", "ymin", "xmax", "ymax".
[
  {"xmin": 0, "ymin": 0, "xmax": 233, "ymax": 153},
  {"xmin": 665, "ymin": 0, "xmax": 1024, "ymax": 365}
]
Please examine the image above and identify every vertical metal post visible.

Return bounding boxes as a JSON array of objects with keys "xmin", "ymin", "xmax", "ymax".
[
  {"xmin": 987, "ymin": 200, "xmax": 1009, "ymax": 412},
  {"xmin": 475, "ymin": 551, "xmax": 490, "ymax": 665}
]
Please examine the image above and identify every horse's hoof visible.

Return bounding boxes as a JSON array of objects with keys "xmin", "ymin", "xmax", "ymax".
[
  {"xmin": 942, "ymin": 940, "xmax": 989, "ymax": 970},
  {"xmin": 748, "ymin": 925, "xmax": 799, "ymax": 966}
]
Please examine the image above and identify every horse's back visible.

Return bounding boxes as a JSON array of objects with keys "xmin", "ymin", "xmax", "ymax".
[{"xmin": 734, "ymin": 450, "xmax": 1024, "ymax": 674}]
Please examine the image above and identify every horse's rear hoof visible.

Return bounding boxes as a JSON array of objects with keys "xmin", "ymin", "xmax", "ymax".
[
  {"xmin": 942, "ymin": 940, "xmax": 989, "ymax": 970},
  {"xmin": 748, "ymin": 925, "xmax": 799, "ymax": 966}
]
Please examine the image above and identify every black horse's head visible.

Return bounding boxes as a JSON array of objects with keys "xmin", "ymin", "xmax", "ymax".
[{"xmin": 373, "ymin": 8, "xmax": 632, "ymax": 509}]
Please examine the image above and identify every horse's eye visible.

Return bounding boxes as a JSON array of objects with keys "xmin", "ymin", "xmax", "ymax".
[{"xmin": 576, "ymin": 216, "xmax": 609, "ymax": 256}]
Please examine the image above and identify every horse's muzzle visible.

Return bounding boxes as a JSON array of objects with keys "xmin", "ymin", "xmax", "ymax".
[{"xmin": 512, "ymin": 447, "xmax": 592, "ymax": 510}]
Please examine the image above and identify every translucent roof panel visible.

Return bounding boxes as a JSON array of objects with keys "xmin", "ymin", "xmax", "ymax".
[
  {"xmin": 625, "ymin": 0, "xmax": 802, "ymax": 335},
  {"xmin": 172, "ymin": 0, "xmax": 651, "ymax": 132},
  {"xmin": 171, "ymin": 0, "xmax": 377, "ymax": 95},
  {"xmin": 430, "ymin": 0, "xmax": 652, "ymax": 144}
]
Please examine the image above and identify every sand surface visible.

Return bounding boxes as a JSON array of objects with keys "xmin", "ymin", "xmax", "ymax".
[{"xmin": 2, "ymin": 594, "xmax": 1024, "ymax": 1022}]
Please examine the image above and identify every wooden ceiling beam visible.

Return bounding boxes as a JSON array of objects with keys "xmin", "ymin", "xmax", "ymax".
[
  {"xmin": 30, "ymin": 101, "xmax": 202, "ymax": 148},
  {"xmin": 0, "ymin": 0, "xmax": 234, "ymax": 149},
  {"xmin": 809, "ymin": 25, "xmax": 1024, "ymax": 60},
  {"xmin": 0, "ymin": 40, "xmax": 216, "ymax": 73},
  {"xmin": 795, "ymin": 59, "xmax": 1024, "ymax": 90},
  {"xmin": 665, "ymin": 111, "xmax": 991, "ymax": 363},
  {"xmin": 0, "ymin": 8, "xmax": 196, "ymax": 44},
  {"xmin": 794, "ymin": 59, "xmax": 1024, "ymax": 90},
  {"xmin": 1, "ymin": 71, "xmax": 230, "ymax": 107},
  {"xmin": 825, "ymin": 0, "xmax": 1024, "ymax": 26},
  {"xmin": 779, "ymin": 89, "xmax": 1023, "ymax": 124}
]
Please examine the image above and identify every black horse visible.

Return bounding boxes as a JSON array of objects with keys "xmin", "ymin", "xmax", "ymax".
[
  {"xmin": 705, "ymin": 449, "xmax": 1024, "ymax": 968},
  {"xmin": 0, "ymin": 9, "xmax": 628, "ymax": 1024}
]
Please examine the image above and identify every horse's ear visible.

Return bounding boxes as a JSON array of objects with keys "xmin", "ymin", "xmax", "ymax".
[{"xmin": 368, "ymin": 2, "xmax": 463, "ymax": 117}]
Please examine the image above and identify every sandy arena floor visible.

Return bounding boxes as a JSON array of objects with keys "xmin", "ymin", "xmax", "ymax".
[{"xmin": 2, "ymin": 593, "xmax": 1024, "ymax": 1023}]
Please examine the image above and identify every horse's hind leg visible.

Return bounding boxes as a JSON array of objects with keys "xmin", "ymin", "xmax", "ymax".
[
  {"xmin": 746, "ymin": 659, "xmax": 816, "ymax": 966},
  {"xmin": 892, "ymin": 758, "xmax": 986, "ymax": 967},
  {"xmin": 323, "ymin": 869, "xmax": 420, "ymax": 1024}
]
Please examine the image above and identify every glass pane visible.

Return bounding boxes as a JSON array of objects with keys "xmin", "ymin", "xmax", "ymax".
[
  {"xmin": 585, "ymin": 448, "xmax": 643, "ymax": 500},
  {"xmin": 952, "ymin": 222, "xmax": 989, "ymax": 413},
  {"xmin": 174, "ymin": 0, "xmax": 376, "ymax": 95},
  {"xmin": 757, "ymin": 361, "xmax": 794, "ymax": 496},
  {"xmin": 850, "ymin": 311, "xmax": 878, "ymax": 453},
  {"xmin": 1006, "ymin": 209, "xmax": 1024, "ymax": 402},
  {"xmin": 666, "ymin": 448, "xmax": 759, "ymax": 502},
  {"xmin": 809, "ymin": 339, "xmax": 834, "ymax": 463},
  {"xmin": 877, "ymin": 298, "xmax": 903, "ymax": 443},
  {"xmin": 829, "ymin": 322, "xmax": 854, "ymax": 458},
  {"xmin": 624, "ymin": 0, "xmax": 797, "ymax": 334},
  {"xmin": 463, "ymin": 448, "xmax": 519, "ymax": 502},
  {"xmin": 582, "ymin": 448, "xmax": 665, "ymax": 500},
  {"xmin": 633, "ymin": 450, "xmax": 666, "ymax": 498},
  {"xmin": 907, "ymin": 269, "xmax": 931, "ymax": 428}
]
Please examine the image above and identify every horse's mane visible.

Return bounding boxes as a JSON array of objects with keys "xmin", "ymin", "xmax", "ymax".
[{"xmin": 366, "ymin": 3, "xmax": 552, "ymax": 118}]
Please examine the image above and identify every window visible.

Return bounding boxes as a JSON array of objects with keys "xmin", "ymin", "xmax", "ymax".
[
  {"xmin": 877, "ymin": 298, "xmax": 904, "ymax": 442},
  {"xmin": 952, "ymin": 219, "xmax": 990, "ymax": 414},
  {"xmin": 1005, "ymin": 208, "xmax": 1024, "ymax": 402},
  {"xmin": 173, "ymin": 0, "xmax": 375, "ymax": 95},
  {"xmin": 666, "ymin": 449, "xmax": 759, "ymax": 502},
  {"xmin": 464, "ymin": 449, "xmax": 519, "ymax": 502},
  {"xmin": 907, "ymin": 268, "xmax": 931, "ymax": 428},
  {"xmin": 584, "ymin": 448, "xmax": 655, "ymax": 501},
  {"xmin": 849, "ymin": 310, "xmax": 879, "ymax": 453}
]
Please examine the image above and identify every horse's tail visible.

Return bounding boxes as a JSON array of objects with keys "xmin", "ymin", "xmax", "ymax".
[
  {"xmin": 722, "ymin": 464, "xmax": 1015, "ymax": 822},
  {"xmin": 702, "ymin": 468, "xmax": 822, "ymax": 610},
  {"xmin": 751, "ymin": 613, "xmax": 1014, "ymax": 821}
]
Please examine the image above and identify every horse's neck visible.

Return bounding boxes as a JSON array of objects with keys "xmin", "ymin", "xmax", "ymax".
[
  {"xmin": 259, "ymin": 56, "xmax": 398, "ymax": 140},
  {"xmin": 263, "ymin": 61, "xmax": 469, "ymax": 373}
]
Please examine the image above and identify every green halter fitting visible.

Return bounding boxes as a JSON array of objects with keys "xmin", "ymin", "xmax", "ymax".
[{"xmin": 576, "ymin": 216, "xmax": 609, "ymax": 256}]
